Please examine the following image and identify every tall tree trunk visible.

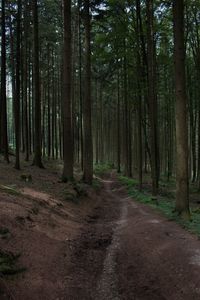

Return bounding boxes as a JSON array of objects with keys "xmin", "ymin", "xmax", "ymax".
[
  {"xmin": 136, "ymin": 0, "xmax": 143, "ymax": 190},
  {"xmin": 62, "ymin": 0, "xmax": 74, "ymax": 181},
  {"xmin": 147, "ymin": 0, "xmax": 159, "ymax": 195},
  {"xmin": 0, "ymin": 0, "xmax": 9, "ymax": 162},
  {"xmin": 9, "ymin": 13, "xmax": 15, "ymax": 151},
  {"xmin": 117, "ymin": 71, "xmax": 121, "ymax": 173},
  {"xmin": 83, "ymin": 0, "xmax": 93, "ymax": 184},
  {"xmin": 15, "ymin": 0, "xmax": 22, "ymax": 170},
  {"xmin": 47, "ymin": 45, "xmax": 51, "ymax": 159},
  {"xmin": 173, "ymin": 0, "xmax": 190, "ymax": 217},
  {"xmin": 23, "ymin": 1, "xmax": 30, "ymax": 162},
  {"xmin": 78, "ymin": 0, "xmax": 83, "ymax": 170},
  {"xmin": 123, "ymin": 43, "xmax": 131, "ymax": 177},
  {"xmin": 32, "ymin": 0, "xmax": 43, "ymax": 168}
]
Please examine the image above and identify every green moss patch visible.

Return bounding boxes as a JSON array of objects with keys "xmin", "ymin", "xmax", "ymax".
[
  {"xmin": 0, "ymin": 251, "xmax": 25, "ymax": 276},
  {"xmin": 64, "ymin": 181, "xmax": 88, "ymax": 204},
  {"xmin": 0, "ymin": 228, "xmax": 11, "ymax": 240}
]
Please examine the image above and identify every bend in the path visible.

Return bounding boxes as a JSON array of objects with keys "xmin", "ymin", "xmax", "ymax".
[{"xmin": 64, "ymin": 172, "xmax": 200, "ymax": 300}]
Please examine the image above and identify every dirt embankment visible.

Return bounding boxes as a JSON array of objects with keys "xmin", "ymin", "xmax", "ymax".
[{"xmin": 0, "ymin": 161, "xmax": 99, "ymax": 299}]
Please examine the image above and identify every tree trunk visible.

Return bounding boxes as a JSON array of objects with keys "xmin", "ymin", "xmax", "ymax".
[
  {"xmin": 32, "ymin": 0, "xmax": 43, "ymax": 168},
  {"xmin": 82, "ymin": 0, "xmax": 93, "ymax": 184},
  {"xmin": 15, "ymin": 0, "xmax": 22, "ymax": 170},
  {"xmin": 147, "ymin": 0, "xmax": 159, "ymax": 195},
  {"xmin": 136, "ymin": 0, "xmax": 143, "ymax": 190},
  {"xmin": 117, "ymin": 71, "xmax": 121, "ymax": 173},
  {"xmin": 0, "ymin": 0, "xmax": 9, "ymax": 162},
  {"xmin": 173, "ymin": 0, "xmax": 190, "ymax": 217},
  {"xmin": 62, "ymin": 0, "xmax": 74, "ymax": 181}
]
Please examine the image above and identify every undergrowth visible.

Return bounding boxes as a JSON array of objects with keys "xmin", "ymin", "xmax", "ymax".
[
  {"xmin": 92, "ymin": 178, "xmax": 102, "ymax": 190},
  {"xmin": 94, "ymin": 163, "xmax": 113, "ymax": 176},
  {"xmin": 119, "ymin": 175, "xmax": 200, "ymax": 238}
]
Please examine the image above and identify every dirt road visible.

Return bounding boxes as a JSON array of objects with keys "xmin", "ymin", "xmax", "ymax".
[
  {"xmin": 63, "ymin": 174, "xmax": 200, "ymax": 300},
  {"xmin": 2, "ymin": 173, "xmax": 200, "ymax": 299}
]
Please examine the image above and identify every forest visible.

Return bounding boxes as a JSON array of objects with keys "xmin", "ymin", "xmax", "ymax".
[{"xmin": 1, "ymin": 0, "xmax": 200, "ymax": 299}]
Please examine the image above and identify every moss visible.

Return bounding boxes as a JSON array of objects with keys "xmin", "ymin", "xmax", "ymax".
[
  {"xmin": 0, "ymin": 251, "xmax": 26, "ymax": 276},
  {"xmin": 74, "ymin": 183, "xmax": 88, "ymax": 197},
  {"xmin": 64, "ymin": 191, "xmax": 79, "ymax": 204},
  {"xmin": 29, "ymin": 206, "xmax": 39, "ymax": 215},
  {"xmin": 0, "ymin": 228, "xmax": 10, "ymax": 240}
]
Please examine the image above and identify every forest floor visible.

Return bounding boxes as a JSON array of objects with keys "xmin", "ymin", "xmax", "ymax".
[{"xmin": 1, "ymin": 161, "xmax": 200, "ymax": 299}]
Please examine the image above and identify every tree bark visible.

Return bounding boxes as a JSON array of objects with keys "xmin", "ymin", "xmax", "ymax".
[
  {"xmin": 83, "ymin": 0, "xmax": 93, "ymax": 184},
  {"xmin": 146, "ymin": 0, "xmax": 159, "ymax": 195},
  {"xmin": 173, "ymin": 0, "xmax": 190, "ymax": 217},
  {"xmin": 62, "ymin": 0, "xmax": 74, "ymax": 181},
  {"xmin": 15, "ymin": 0, "xmax": 22, "ymax": 169},
  {"xmin": 0, "ymin": 0, "xmax": 9, "ymax": 162},
  {"xmin": 32, "ymin": 0, "xmax": 44, "ymax": 168}
]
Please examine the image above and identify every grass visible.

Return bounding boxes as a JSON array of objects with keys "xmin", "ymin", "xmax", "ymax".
[
  {"xmin": 0, "ymin": 185, "xmax": 21, "ymax": 196},
  {"xmin": 118, "ymin": 175, "xmax": 200, "ymax": 238}
]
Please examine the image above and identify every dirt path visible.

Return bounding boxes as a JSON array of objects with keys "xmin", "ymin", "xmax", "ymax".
[
  {"xmin": 63, "ymin": 173, "xmax": 200, "ymax": 300},
  {"xmin": 2, "ymin": 172, "xmax": 200, "ymax": 299}
]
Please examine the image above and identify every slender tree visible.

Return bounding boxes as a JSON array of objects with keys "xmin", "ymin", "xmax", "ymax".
[
  {"xmin": 0, "ymin": 0, "xmax": 9, "ymax": 162},
  {"xmin": 173, "ymin": 0, "xmax": 190, "ymax": 218},
  {"xmin": 82, "ymin": 0, "xmax": 93, "ymax": 184},
  {"xmin": 146, "ymin": 0, "xmax": 159, "ymax": 195},
  {"xmin": 32, "ymin": 0, "xmax": 44, "ymax": 168},
  {"xmin": 62, "ymin": 0, "xmax": 74, "ymax": 181},
  {"xmin": 15, "ymin": 0, "xmax": 22, "ymax": 170},
  {"xmin": 117, "ymin": 71, "xmax": 121, "ymax": 173},
  {"xmin": 23, "ymin": 0, "xmax": 30, "ymax": 162},
  {"xmin": 136, "ymin": 0, "xmax": 143, "ymax": 190}
]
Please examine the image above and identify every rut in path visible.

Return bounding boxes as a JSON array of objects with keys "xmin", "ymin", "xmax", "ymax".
[
  {"xmin": 64, "ymin": 175, "xmax": 125, "ymax": 299},
  {"xmin": 64, "ymin": 173, "xmax": 200, "ymax": 300}
]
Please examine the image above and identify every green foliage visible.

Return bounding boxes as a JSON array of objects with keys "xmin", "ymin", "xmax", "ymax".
[
  {"xmin": 64, "ymin": 190, "xmax": 79, "ymax": 204},
  {"xmin": 92, "ymin": 178, "xmax": 102, "ymax": 190},
  {"xmin": 182, "ymin": 210, "xmax": 200, "ymax": 237},
  {"xmin": 0, "ymin": 185, "xmax": 21, "ymax": 196},
  {"xmin": 94, "ymin": 163, "xmax": 113, "ymax": 175},
  {"xmin": 20, "ymin": 174, "xmax": 33, "ymax": 183},
  {"xmin": 118, "ymin": 176, "xmax": 139, "ymax": 188},
  {"xmin": 64, "ymin": 182, "xmax": 88, "ymax": 204}
]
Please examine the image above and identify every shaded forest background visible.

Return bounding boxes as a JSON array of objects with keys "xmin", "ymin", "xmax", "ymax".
[{"xmin": 0, "ymin": 0, "xmax": 199, "ymax": 217}]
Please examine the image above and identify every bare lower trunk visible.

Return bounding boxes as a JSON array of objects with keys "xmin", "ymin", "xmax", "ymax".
[
  {"xmin": 173, "ymin": 0, "xmax": 190, "ymax": 217},
  {"xmin": 62, "ymin": 0, "xmax": 74, "ymax": 181},
  {"xmin": 83, "ymin": 0, "xmax": 93, "ymax": 184},
  {"xmin": 33, "ymin": 0, "xmax": 43, "ymax": 168}
]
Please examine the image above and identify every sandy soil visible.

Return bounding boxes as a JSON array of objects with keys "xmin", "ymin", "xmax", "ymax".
[{"xmin": 1, "ymin": 164, "xmax": 200, "ymax": 299}]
